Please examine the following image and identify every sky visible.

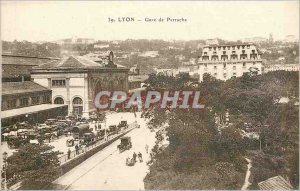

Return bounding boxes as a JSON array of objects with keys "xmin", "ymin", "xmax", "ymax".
[{"xmin": 1, "ymin": 1, "xmax": 299, "ymax": 42}]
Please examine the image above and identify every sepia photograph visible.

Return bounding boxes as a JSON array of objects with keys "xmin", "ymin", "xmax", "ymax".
[{"xmin": 0, "ymin": 0, "xmax": 299, "ymax": 190}]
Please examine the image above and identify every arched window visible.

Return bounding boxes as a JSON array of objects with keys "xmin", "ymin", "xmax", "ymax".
[
  {"xmin": 54, "ymin": 97, "xmax": 64, "ymax": 104},
  {"xmin": 73, "ymin": 97, "xmax": 83, "ymax": 105}
]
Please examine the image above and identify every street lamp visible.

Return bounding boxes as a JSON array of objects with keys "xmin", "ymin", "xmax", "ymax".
[{"xmin": 2, "ymin": 152, "xmax": 8, "ymax": 190}]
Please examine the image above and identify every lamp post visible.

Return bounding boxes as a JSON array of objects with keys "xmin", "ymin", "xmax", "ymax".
[{"xmin": 2, "ymin": 152, "xmax": 8, "ymax": 190}]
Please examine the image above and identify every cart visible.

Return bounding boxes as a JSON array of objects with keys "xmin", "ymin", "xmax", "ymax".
[{"xmin": 117, "ymin": 136, "xmax": 132, "ymax": 152}]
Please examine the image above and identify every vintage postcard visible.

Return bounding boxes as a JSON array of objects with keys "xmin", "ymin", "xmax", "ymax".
[{"xmin": 0, "ymin": 0, "xmax": 299, "ymax": 190}]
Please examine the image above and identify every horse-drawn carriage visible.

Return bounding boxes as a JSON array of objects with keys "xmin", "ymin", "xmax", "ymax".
[
  {"xmin": 117, "ymin": 136, "xmax": 132, "ymax": 152},
  {"xmin": 72, "ymin": 123, "xmax": 90, "ymax": 139},
  {"xmin": 108, "ymin": 125, "xmax": 118, "ymax": 135},
  {"xmin": 97, "ymin": 129, "xmax": 106, "ymax": 139},
  {"xmin": 82, "ymin": 132, "xmax": 96, "ymax": 146},
  {"xmin": 118, "ymin": 121, "xmax": 128, "ymax": 129}
]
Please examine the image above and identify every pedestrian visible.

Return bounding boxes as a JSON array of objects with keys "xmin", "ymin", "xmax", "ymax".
[
  {"xmin": 75, "ymin": 144, "xmax": 79, "ymax": 155},
  {"xmin": 138, "ymin": 152, "xmax": 143, "ymax": 162},
  {"xmin": 133, "ymin": 152, "xmax": 137, "ymax": 162},
  {"xmin": 145, "ymin": 144, "xmax": 149, "ymax": 153},
  {"xmin": 67, "ymin": 149, "xmax": 71, "ymax": 159}
]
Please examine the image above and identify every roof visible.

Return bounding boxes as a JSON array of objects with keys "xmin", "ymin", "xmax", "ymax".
[
  {"xmin": 2, "ymin": 54, "xmax": 60, "ymax": 66},
  {"xmin": 258, "ymin": 176, "xmax": 293, "ymax": 190},
  {"xmin": 1, "ymin": 104, "xmax": 67, "ymax": 119},
  {"xmin": 2, "ymin": 65, "xmax": 33, "ymax": 78},
  {"xmin": 2, "ymin": 55, "xmax": 60, "ymax": 79},
  {"xmin": 2, "ymin": 81, "xmax": 50, "ymax": 95},
  {"xmin": 33, "ymin": 56, "xmax": 105, "ymax": 69}
]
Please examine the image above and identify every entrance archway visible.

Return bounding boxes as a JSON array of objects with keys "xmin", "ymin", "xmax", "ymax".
[
  {"xmin": 54, "ymin": 97, "xmax": 64, "ymax": 104},
  {"xmin": 72, "ymin": 97, "xmax": 83, "ymax": 115}
]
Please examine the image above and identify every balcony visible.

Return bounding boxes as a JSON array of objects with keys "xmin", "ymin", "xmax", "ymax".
[
  {"xmin": 250, "ymin": 54, "xmax": 258, "ymax": 60},
  {"xmin": 221, "ymin": 55, "xmax": 228, "ymax": 61},
  {"xmin": 240, "ymin": 54, "xmax": 248, "ymax": 60},
  {"xmin": 211, "ymin": 55, "xmax": 219, "ymax": 61},
  {"xmin": 202, "ymin": 55, "xmax": 209, "ymax": 61}
]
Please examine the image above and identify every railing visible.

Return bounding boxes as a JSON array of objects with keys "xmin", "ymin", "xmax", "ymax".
[{"xmin": 58, "ymin": 122, "xmax": 137, "ymax": 165}]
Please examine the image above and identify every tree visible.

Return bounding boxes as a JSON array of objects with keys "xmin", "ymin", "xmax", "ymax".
[{"xmin": 6, "ymin": 144, "xmax": 61, "ymax": 189}]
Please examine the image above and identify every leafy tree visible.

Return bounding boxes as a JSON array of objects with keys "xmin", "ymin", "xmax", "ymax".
[{"xmin": 6, "ymin": 144, "xmax": 61, "ymax": 189}]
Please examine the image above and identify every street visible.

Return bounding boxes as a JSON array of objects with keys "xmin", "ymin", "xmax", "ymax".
[
  {"xmin": 48, "ymin": 112, "xmax": 140, "ymax": 156},
  {"xmin": 53, "ymin": 112, "xmax": 156, "ymax": 190}
]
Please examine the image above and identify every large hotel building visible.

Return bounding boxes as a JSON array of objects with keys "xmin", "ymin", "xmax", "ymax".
[{"xmin": 197, "ymin": 43, "xmax": 263, "ymax": 81}]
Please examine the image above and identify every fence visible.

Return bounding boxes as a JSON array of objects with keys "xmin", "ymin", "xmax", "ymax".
[{"xmin": 58, "ymin": 122, "xmax": 137, "ymax": 165}]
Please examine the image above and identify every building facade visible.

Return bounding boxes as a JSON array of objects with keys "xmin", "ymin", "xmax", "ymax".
[
  {"xmin": 1, "ymin": 81, "xmax": 68, "ymax": 127},
  {"xmin": 197, "ymin": 43, "xmax": 263, "ymax": 81},
  {"xmin": 31, "ymin": 52, "xmax": 129, "ymax": 118}
]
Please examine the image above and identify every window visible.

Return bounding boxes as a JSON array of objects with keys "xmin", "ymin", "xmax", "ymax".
[
  {"xmin": 232, "ymin": 46, "xmax": 235, "ymax": 50},
  {"xmin": 223, "ymin": 51, "xmax": 226, "ymax": 54},
  {"xmin": 20, "ymin": 97, "xmax": 29, "ymax": 107},
  {"xmin": 223, "ymin": 63, "xmax": 226, "ymax": 68},
  {"xmin": 247, "ymin": 45, "xmax": 250, "ymax": 49},
  {"xmin": 232, "ymin": 51, "xmax": 236, "ymax": 54},
  {"xmin": 214, "ymin": 73, "xmax": 217, "ymax": 76},
  {"xmin": 209, "ymin": 47, "xmax": 212, "ymax": 51},
  {"xmin": 73, "ymin": 97, "xmax": 83, "ymax": 105},
  {"xmin": 233, "ymin": 66, "xmax": 236, "ymax": 70},
  {"xmin": 31, "ymin": 96, "xmax": 40, "ymax": 105},
  {"xmin": 218, "ymin": 47, "xmax": 221, "ymax": 50},
  {"xmin": 52, "ymin": 79, "xmax": 66, "ymax": 87},
  {"xmin": 54, "ymin": 97, "xmax": 64, "ymax": 104},
  {"xmin": 204, "ymin": 63, "xmax": 208, "ymax": 67},
  {"xmin": 242, "ymin": 50, "xmax": 245, "ymax": 54},
  {"xmin": 233, "ymin": 72, "xmax": 237, "ymax": 77},
  {"xmin": 253, "ymin": 62, "xmax": 256, "ymax": 65},
  {"xmin": 42, "ymin": 95, "xmax": 50, "ymax": 103},
  {"xmin": 223, "ymin": 73, "xmax": 227, "ymax": 79},
  {"xmin": 7, "ymin": 99, "xmax": 17, "ymax": 109},
  {"xmin": 204, "ymin": 52, "xmax": 207, "ymax": 55},
  {"xmin": 214, "ymin": 66, "xmax": 217, "ymax": 70},
  {"xmin": 227, "ymin": 46, "xmax": 231, "ymax": 50},
  {"xmin": 243, "ymin": 62, "xmax": 246, "ymax": 67},
  {"xmin": 213, "ymin": 47, "xmax": 216, "ymax": 50},
  {"xmin": 223, "ymin": 47, "xmax": 226, "ymax": 50}
]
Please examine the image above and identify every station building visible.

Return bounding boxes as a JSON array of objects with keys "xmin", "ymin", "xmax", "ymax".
[{"xmin": 31, "ymin": 51, "xmax": 129, "ymax": 118}]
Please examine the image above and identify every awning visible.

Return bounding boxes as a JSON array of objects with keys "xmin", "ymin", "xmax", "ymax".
[{"xmin": 1, "ymin": 104, "xmax": 67, "ymax": 119}]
